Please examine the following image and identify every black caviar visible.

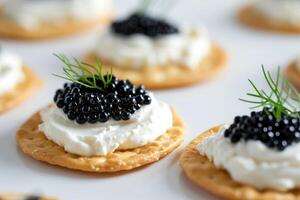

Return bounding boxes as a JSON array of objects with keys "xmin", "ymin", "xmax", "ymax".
[
  {"xmin": 224, "ymin": 108, "xmax": 300, "ymax": 151},
  {"xmin": 111, "ymin": 12, "xmax": 179, "ymax": 38},
  {"xmin": 54, "ymin": 75, "xmax": 151, "ymax": 124}
]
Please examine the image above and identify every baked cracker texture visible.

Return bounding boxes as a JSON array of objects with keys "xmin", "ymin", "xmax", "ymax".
[
  {"xmin": 17, "ymin": 108, "xmax": 185, "ymax": 173},
  {"xmin": 238, "ymin": 5, "xmax": 300, "ymax": 34},
  {"xmin": 86, "ymin": 44, "xmax": 227, "ymax": 90},
  {"xmin": 0, "ymin": 66, "xmax": 43, "ymax": 113},
  {"xmin": 0, "ymin": 12, "xmax": 111, "ymax": 40},
  {"xmin": 0, "ymin": 193, "xmax": 58, "ymax": 200},
  {"xmin": 285, "ymin": 62, "xmax": 300, "ymax": 91},
  {"xmin": 180, "ymin": 126, "xmax": 300, "ymax": 200}
]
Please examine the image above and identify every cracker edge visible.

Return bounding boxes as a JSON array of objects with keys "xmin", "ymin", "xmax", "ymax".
[
  {"xmin": 238, "ymin": 5, "xmax": 300, "ymax": 34},
  {"xmin": 16, "ymin": 108, "xmax": 186, "ymax": 173},
  {"xmin": 0, "ymin": 12, "xmax": 112, "ymax": 40},
  {"xmin": 0, "ymin": 193, "xmax": 58, "ymax": 200},
  {"xmin": 284, "ymin": 62, "xmax": 300, "ymax": 91},
  {"xmin": 0, "ymin": 66, "xmax": 44, "ymax": 113},
  {"xmin": 180, "ymin": 126, "xmax": 300, "ymax": 200},
  {"xmin": 85, "ymin": 43, "xmax": 228, "ymax": 90}
]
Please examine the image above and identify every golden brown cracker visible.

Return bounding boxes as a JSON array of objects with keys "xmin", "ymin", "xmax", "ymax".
[
  {"xmin": 0, "ymin": 66, "xmax": 43, "ymax": 113},
  {"xmin": 86, "ymin": 44, "xmax": 228, "ymax": 90},
  {"xmin": 0, "ymin": 11, "xmax": 112, "ymax": 40},
  {"xmin": 16, "ymin": 108, "xmax": 185, "ymax": 173},
  {"xmin": 0, "ymin": 193, "xmax": 58, "ymax": 200},
  {"xmin": 238, "ymin": 5, "xmax": 300, "ymax": 34},
  {"xmin": 285, "ymin": 62, "xmax": 300, "ymax": 91},
  {"xmin": 180, "ymin": 126, "xmax": 300, "ymax": 200}
]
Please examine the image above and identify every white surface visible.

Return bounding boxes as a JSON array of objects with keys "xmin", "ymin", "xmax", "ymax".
[{"xmin": 1, "ymin": 0, "xmax": 300, "ymax": 199}]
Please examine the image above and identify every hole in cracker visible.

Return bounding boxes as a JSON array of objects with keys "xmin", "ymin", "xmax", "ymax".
[
  {"xmin": 37, "ymin": 144, "xmax": 45, "ymax": 148},
  {"xmin": 208, "ymin": 175, "xmax": 215, "ymax": 180},
  {"xmin": 69, "ymin": 154, "xmax": 79, "ymax": 159}
]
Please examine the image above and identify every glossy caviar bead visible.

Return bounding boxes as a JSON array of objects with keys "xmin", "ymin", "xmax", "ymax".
[
  {"xmin": 111, "ymin": 13, "xmax": 179, "ymax": 38},
  {"xmin": 224, "ymin": 108, "xmax": 300, "ymax": 151},
  {"xmin": 143, "ymin": 95, "xmax": 152, "ymax": 105},
  {"xmin": 76, "ymin": 115, "xmax": 87, "ymax": 124},
  {"xmin": 54, "ymin": 75, "xmax": 152, "ymax": 124}
]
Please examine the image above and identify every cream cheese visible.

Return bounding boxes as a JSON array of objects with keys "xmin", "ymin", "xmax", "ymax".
[
  {"xmin": 0, "ymin": 51, "xmax": 24, "ymax": 95},
  {"xmin": 3, "ymin": 0, "xmax": 113, "ymax": 29},
  {"xmin": 95, "ymin": 27, "xmax": 211, "ymax": 69},
  {"xmin": 197, "ymin": 125, "xmax": 300, "ymax": 191},
  {"xmin": 39, "ymin": 94, "xmax": 173, "ymax": 156},
  {"xmin": 253, "ymin": 0, "xmax": 300, "ymax": 25}
]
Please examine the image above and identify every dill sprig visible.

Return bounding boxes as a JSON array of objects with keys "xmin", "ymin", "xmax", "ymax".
[
  {"xmin": 239, "ymin": 65, "xmax": 300, "ymax": 121},
  {"xmin": 53, "ymin": 54, "xmax": 113, "ymax": 92}
]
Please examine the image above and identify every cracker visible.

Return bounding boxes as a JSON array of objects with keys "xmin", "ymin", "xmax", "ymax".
[
  {"xmin": 238, "ymin": 5, "xmax": 300, "ymax": 34},
  {"xmin": 85, "ymin": 44, "xmax": 227, "ymax": 90},
  {"xmin": 0, "ymin": 66, "xmax": 43, "ymax": 113},
  {"xmin": 0, "ymin": 193, "xmax": 58, "ymax": 200},
  {"xmin": 180, "ymin": 126, "xmax": 300, "ymax": 200},
  {"xmin": 0, "ymin": 11, "xmax": 111, "ymax": 40},
  {"xmin": 16, "ymin": 108, "xmax": 185, "ymax": 173},
  {"xmin": 284, "ymin": 62, "xmax": 300, "ymax": 91}
]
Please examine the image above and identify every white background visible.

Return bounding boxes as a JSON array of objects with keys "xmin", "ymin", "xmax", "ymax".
[{"xmin": 1, "ymin": 0, "xmax": 300, "ymax": 199}]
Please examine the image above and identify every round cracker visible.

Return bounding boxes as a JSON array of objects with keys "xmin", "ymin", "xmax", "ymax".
[
  {"xmin": 180, "ymin": 126, "xmax": 300, "ymax": 200},
  {"xmin": 86, "ymin": 44, "xmax": 227, "ymax": 90},
  {"xmin": 16, "ymin": 108, "xmax": 185, "ymax": 172},
  {"xmin": 0, "ymin": 66, "xmax": 43, "ymax": 113},
  {"xmin": 284, "ymin": 61, "xmax": 300, "ymax": 91},
  {"xmin": 238, "ymin": 5, "xmax": 300, "ymax": 34},
  {"xmin": 0, "ymin": 11, "xmax": 112, "ymax": 40},
  {"xmin": 0, "ymin": 193, "xmax": 58, "ymax": 200}
]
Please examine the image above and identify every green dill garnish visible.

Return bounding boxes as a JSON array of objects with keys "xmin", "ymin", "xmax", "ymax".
[
  {"xmin": 53, "ymin": 54, "xmax": 113, "ymax": 92},
  {"xmin": 239, "ymin": 65, "xmax": 300, "ymax": 121}
]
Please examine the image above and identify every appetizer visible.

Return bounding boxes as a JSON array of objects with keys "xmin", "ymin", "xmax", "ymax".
[
  {"xmin": 0, "ymin": 49, "xmax": 43, "ymax": 113},
  {"xmin": 0, "ymin": 193, "xmax": 58, "ymax": 200},
  {"xmin": 0, "ymin": 0, "xmax": 113, "ymax": 39},
  {"xmin": 17, "ymin": 55, "xmax": 185, "ymax": 172},
  {"xmin": 238, "ymin": 0, "xmax": 300, "ymax": 33},
  {"xmin": 86, "ymin": 0, "xmax": 227, "ymax": 89},
  {"xmin": 180, "ymin": 66, "xmax": 300, "ymax": 199}
]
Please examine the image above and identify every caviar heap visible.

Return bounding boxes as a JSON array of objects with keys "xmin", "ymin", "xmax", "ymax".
[
  {"xmin": 111, "ymin": 12, "xmax": 179, "ymax": 38},
  {"xmin": 224, "ymin": 66, "xmax": 300, "ymax": 151},
  {"xmin": 54, "ymin": 75, "xmax": 152, "ymax": 124},
  {"xmin": 224, "ymin": 108, "xmax": 300, "ymax": 151},
  {"xmin": 25, "ymin": 196, "xmax": 40, "ymax": 200}
]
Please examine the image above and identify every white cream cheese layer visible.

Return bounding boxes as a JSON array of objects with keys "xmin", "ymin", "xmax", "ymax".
[
  {"xmin": 253, "ymin": 0, "xmax": 300, "ymax": 25},
  {"xmin": 95, "ymin": 27, "xmax": 211, "ymax": 69},
  {"xmin": 0, "ymin": 51, "xmax": 24, "ymax": 95},
  {"xmin": 197, "ymin": 125, "xmax": 300, "ymax": 191},
  {"xmin": 39, "ymin": 94, "xmax": 173, "ymax": 156},
  {"xmin": 3, "ymin": 0, "xmax": 112, "ymax": 29}
]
